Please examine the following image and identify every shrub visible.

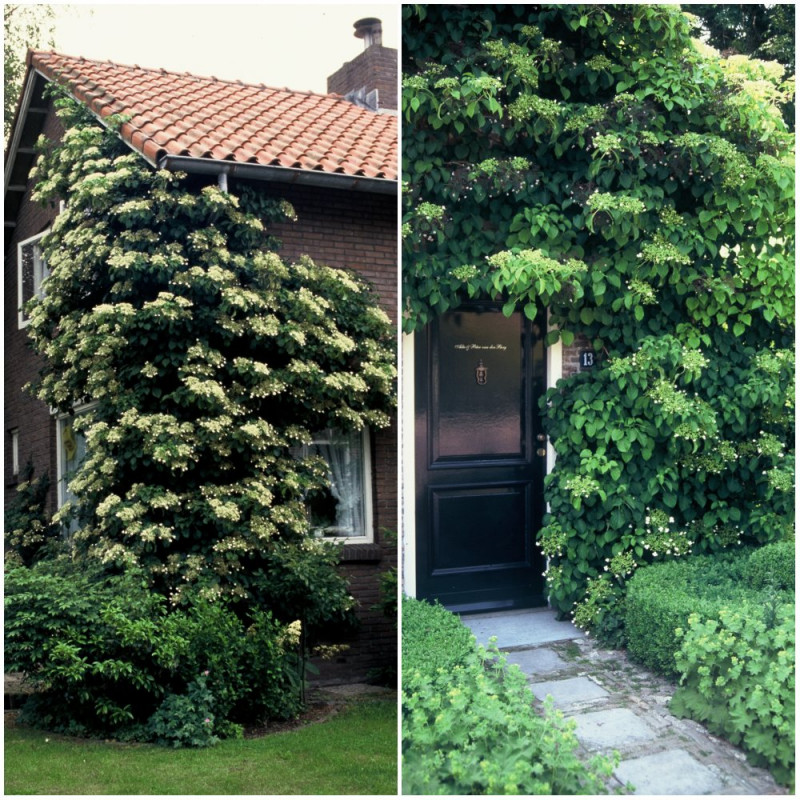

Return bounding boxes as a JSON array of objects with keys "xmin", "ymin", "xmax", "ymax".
[
  {"xmin": 744, "ymin": 539, "xmax": 795, "ymax": 591},
  {"xmin": 4, "ymin": 462, "xmax": 62, "ymax": 566},
  {"xmin": 401, "ymin": 597, "xmax": 475, "ymax": 675},
  {"xmin": 4, "ymin": 557, "xmax": 303, "ymax": 743},
  {"xmin": 625, "ymin": 547, "xmax": 795, "ymax": 680},
  {"xmin": 670, "ymin": 601, "xmax": 795, "ymax": 787},
  {"xmin": 147, "ymin": 674, "xmax": 220, "ymax": 748},
  {"xmin": 624, "ymin": 550, "xmax": 758, "ymax": 676},
  {"xmin": 402, "ymin": 598, "xmax": 617, "ymax": 794}
]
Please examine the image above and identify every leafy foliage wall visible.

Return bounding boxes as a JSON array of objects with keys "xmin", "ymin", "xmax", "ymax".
[
  {"xmin": 402, "ymin": 4, "xmax": 794, "ymax": 625},
  {"xmin": 26, "ymin": 95, "xmax": 396, "ymax": 627}
]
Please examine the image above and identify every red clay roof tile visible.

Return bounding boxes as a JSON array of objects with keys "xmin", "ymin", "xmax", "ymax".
[{"xmin": 30, "ymin": 51, "xmax": 397, "ymax": 182}]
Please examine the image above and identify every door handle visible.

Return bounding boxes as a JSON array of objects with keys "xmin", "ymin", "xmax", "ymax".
[
  {"xmin": 536, "ymin": 448, "xmax": 547, "ymax": 457},
  {"xmin": 536, "ymin": 434, "xmax": 547, "ymax": 442}
]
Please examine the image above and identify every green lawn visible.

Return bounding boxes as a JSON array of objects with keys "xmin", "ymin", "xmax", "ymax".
[{"xmin": 5, "ymin": 695, "xmax": 397, "ymax": 795}]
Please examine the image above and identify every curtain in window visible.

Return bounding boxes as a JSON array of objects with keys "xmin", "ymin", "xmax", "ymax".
[{"xmin": 313, "ymin": 428, "xmax": 365, "ymax": 538}]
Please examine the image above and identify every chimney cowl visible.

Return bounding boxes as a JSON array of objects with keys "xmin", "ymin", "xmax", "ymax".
[{"xmin": 354, "ymin": 17, "xmax": 382, "ymax": 48}]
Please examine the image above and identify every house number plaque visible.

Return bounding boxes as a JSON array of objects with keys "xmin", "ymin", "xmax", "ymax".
[
  {"xmin": 475, "ymin": 359, "xmax": 488, "ymax": 385},
  {"xmin": 580, "ymin": 351, "xmax": 596, "ymax": 370}
]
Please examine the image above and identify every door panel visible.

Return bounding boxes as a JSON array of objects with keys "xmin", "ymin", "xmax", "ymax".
[
  {"xmin": 415, "ymin": 303, "xmax": 547, "ymax": 612},
  {"xmin": 431, "ymin": 483, "xmax": 529, "ymax": 572}
]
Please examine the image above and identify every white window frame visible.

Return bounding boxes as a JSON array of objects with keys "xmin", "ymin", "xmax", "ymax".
[
  {"xmin": 17, "ymin": 230, "xmax": 50, "ymax": 329},
  {"xmin": 299, "ymin": 427, "xmax": 374, "ymax": 543}
]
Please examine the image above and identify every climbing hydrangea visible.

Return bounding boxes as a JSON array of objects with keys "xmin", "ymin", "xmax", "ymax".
[
  {"xmin": 404, "ymin": 4, "xmax": 793, "ymax": 631},
  {"xmin": 25, "ymin": 96, "xmax": 396, "ymax": 619}
]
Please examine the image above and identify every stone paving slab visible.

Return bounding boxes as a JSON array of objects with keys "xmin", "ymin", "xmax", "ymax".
[
  {"xmin": 615, "ymin": 749, "xmax": 725, "ymax": 795},
  {"xmin": 503, "ymin": 647, "xmax": 567, "ymax": 675},
  {"xmin": 461, "ymin": 607, "xmax": 584, "ymax": 648},
  {"xmin": 570, "ymin": 707, "xmax": 657, "ymax": 750},
  {"xmin": 530, "ymin": 675, "xmax": 609, "ymax": 708},
  {"xmin": 472, "ymin": 610, "xmax": 789, "ymax": 795}
]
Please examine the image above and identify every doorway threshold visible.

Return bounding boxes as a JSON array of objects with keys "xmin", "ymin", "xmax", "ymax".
[{"xmin": 460, "ymin": 607, "xmax": 584, "ymax": 650}]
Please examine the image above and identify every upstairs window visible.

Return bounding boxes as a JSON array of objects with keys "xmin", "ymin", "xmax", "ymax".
[{"xmin": 17, "ymin": 231, "xmax": 50, "ymax": 328}]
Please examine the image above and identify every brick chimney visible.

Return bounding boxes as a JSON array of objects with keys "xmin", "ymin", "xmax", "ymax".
[{"xmin": 327, "ymin": 17, "xmax": 397, "ymax": 112}]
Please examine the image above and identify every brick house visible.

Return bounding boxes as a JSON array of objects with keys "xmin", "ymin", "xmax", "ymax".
[{"xmin": 4, "ymin": 20, "xmax": 398, "ymax": 683}]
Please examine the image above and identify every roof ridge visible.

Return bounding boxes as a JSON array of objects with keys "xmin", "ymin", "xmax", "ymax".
[{"xmin": 29, "ymin": 50, "xmax": 345, "ymax": 105}]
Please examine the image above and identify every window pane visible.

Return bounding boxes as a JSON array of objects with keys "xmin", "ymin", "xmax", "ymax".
[
  {"xmin": 33, "ymin": 245, "xmax": 49, "ymax": 296},
  {"xmin": 59, "ymin": 418, "xmax": 87, "ymax": 533},
  {"xmin": 19, "ymin": 242, "xmax": 36, "ymax": 316},
  {"xmin": 18, "ymin": 235, "xmax": 48, "ymax": 325},
  {"xmin": 11, "ymin": 429, "xmax": 20, "ymax": 477}
]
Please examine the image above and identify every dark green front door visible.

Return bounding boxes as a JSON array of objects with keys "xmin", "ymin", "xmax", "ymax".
[{"xmin": 415, "ymin": 303, "xmax": 547, "ymax": 612}]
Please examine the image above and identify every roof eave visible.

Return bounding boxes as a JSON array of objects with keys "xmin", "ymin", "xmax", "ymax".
[
  {"xmin": 157, "ymin": 155, "xmax": 397, "ymax": 195},
  {"xmin": 4, "ymin": 67, "xmax": 50, "ymax": 241}
]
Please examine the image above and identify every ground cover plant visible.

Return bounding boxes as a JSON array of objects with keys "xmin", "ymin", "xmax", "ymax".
[
  {"xmin": 402, "ymin": 2, "xmax": 793, "ymax": 635},
  {"xmin": 622, "ymin": 542, "xmax": 795, "ymax": 786},
  {"xmin": 6, "ymin": 90, "xmax": 396, "ymax": 742},
  {"xmin": 671, "ymin": 599, "xmax": 794, "ymax": 787},
  {"xmin": 401, "ymin": 597, "xmax": 618, "ymax": 795},
  {"xmin": 4, "ymin": 695, "xmax": 397, "ymax": 795}
]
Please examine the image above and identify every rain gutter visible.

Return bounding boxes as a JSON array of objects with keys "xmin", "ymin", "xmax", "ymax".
[{"xmin": 157, "ymin": 155, "xmax": 396, "ymax": 195}]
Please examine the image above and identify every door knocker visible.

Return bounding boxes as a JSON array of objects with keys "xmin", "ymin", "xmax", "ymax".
[{"xmin": 475, "ymin": 359, "xmax": 488, "ymax": 385}]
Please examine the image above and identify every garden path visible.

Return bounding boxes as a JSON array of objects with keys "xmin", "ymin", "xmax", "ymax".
[{"xmin": 461, "ymin": 607, "xmax": 787, "ymax": 796}]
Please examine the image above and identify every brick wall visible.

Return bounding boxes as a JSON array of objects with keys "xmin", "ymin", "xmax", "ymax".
[
  {"xmin": 4, "ymin": 106, "xmax": 64, "ymax": 513},
  {"xmin": 327, "ymin": 45, "xmax": 398, "ymax": 111},
  {"xmin": 262, "ymin": 182, "xmax": 398, "ymax": 324}
]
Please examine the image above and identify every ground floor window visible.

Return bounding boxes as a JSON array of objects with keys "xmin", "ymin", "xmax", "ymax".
[
  {"xmin": 56, "ymin": 407, "xmax": 89, "ymax": 534},
  {"xmin": 53, "ymin": 415, "xmax": 372, "ymax": 540},
  {"xmin": 297, "ymin": 427, "xmax": 373, "ymax": 541}
]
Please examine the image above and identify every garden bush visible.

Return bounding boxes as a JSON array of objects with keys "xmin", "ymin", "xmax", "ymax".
[
  {"xmin": 402, "ymin": 598, "xmax": 617, "ymax": 794},
  {"xmin": 744, "ymin": 539, "xmax": 795, "ymax": 591},
  {"xmin": 5, "ymin": 557, "xmax": 302, "ymax": 743},
  {"xmin": 671, "ymin": 601, "xmax": 795, "ymax": 787},
  {"xmin": 401, "ymin": 596, "xmax": 475, "ymax": 676},
  {"xmin": 623, "ymin": 549, "xmax": 787, "ymax": 676}
]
